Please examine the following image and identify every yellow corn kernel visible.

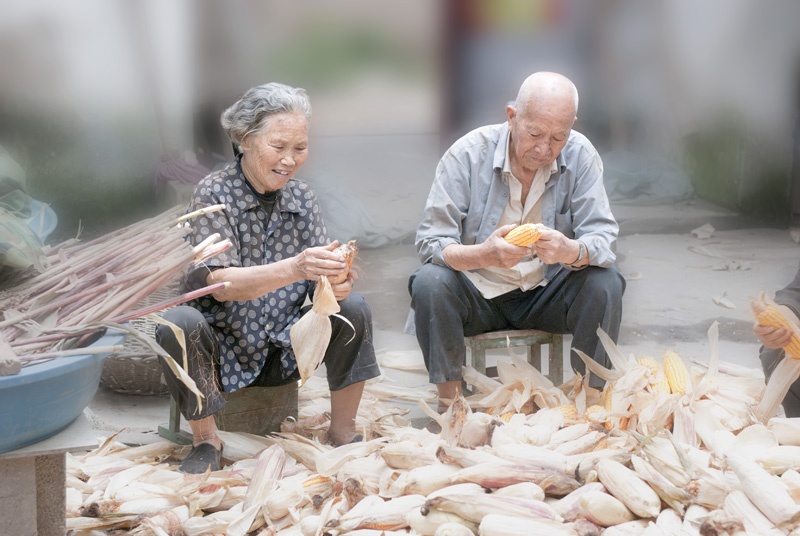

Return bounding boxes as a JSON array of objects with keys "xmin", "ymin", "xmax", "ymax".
[
  {"xmin": 600, "ymin": 381, "xmax": 615, "ymax": 411},
  {"xmin": 663, "ymin": 350, "xmax": 690, "ymax": 395},
  {"xmin": 500, "ymin": 411, "xmax": 515, "ymax": 423},
  {"xmin": 637, "ymin": 355, "xmax": 671, "ymax": 394},
  {"xmin": 584, "ymin": 404, "xmax": 607, "ymax": 425},
  {"xmin": 618, "ymin": 416, "xmax": 630, "ymax": 431},
  {"xmin": 302, "ymin": 475, "xmax": 332, "ymax": 489},
  {"xmin": 752, "ymin": 293, "xmax": 800, "ymax": 358},
  {"xmin": 553, "ymin": 404, "xmax": 579, "ymax": 422},
  {"xmin": 504, "ymin": 223, "xmax": 545, "ymax": 247}
]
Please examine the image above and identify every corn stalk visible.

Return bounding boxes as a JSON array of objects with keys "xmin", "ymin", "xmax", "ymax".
[{"xmin": 0, "ymin": 204, "xmax": 230, "ymax": 374}]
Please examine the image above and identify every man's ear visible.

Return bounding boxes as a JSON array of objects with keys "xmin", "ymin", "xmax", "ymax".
[
  {"xmin": 506, "ymin": 105, "xmax": 516, "ymax": 124},
  {"xmin": 573, "ymin": 115, "xmax": 578, "ymax": 127}
]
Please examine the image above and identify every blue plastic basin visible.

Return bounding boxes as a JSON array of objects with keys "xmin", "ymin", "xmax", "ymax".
[{"xmin": 0, "ymin": 330, "xmax": 125, "ymax": 454}]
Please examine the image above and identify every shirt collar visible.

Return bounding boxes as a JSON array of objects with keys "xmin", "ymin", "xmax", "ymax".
[{"xmin": 234, "ymin": 155, "xmax": 302, "ymax": 214}]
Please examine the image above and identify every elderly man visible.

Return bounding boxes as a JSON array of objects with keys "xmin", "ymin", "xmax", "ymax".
[{"xmin": 409, "ymin": 71, "xmax": 625, "ymax": 411}]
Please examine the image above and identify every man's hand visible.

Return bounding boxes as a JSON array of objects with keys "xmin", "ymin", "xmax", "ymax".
[
  {"xmin": 292, "ymin": 242, "xmax": 347, "ymax": 280},
  {"xmin": 754, "ymin": 323, "xmax": 793, "ymax": 350},
  {"xmin": 534, "ymin": 228, "xmax": 581, "ymax": 265},
  {"xmin": 486, "ymin": 224, "xmax": 532, "ymax": 268}
]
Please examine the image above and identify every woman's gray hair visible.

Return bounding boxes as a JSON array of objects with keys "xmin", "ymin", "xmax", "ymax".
[{"xmin": 221, "ymin": 83, "xmax": 312, "ymax": 147}]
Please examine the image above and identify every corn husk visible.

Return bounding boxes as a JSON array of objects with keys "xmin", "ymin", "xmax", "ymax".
[
  {"xmin": 726, "ymin": 453, "xmax": 800, "ymax": 528},
  {"xmin": 290, "ymin": 276, "xmax": 339, "ymax": 385},
  {"xmin": 424, "ymin": 493, "xmax": 561, "ymax": 524},
  {"xmin": 478, "ymin": 513, "xmax": 578, "ymax": 536},
  {"xmin": 434, "ymin": 521, "xmax": 478, "ymax": 536}
]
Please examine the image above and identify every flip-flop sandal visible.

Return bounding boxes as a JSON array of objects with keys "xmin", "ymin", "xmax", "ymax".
[{"xmin": 180, "ymin": 442, "xmax": 222, "ymax": 474}]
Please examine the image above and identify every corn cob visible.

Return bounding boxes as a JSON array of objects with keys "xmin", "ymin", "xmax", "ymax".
[
  {"xmin": 577, "ymin": 491, "xmax": 635, "ymax": 527},
  {"xmin": 726, "ymin": 453, "xmax": 800, "ymax": 528},
  {"xmin": 637, "ymin": 355, "xmax": 671, "ymax": 394},
  {"xmin": 768, "ymin": 417, "xmax": 800, "ymax": 446},
  {"xmin": 434, "ymin": 522, "xmax": 478, "ymax": 536},
  {"xmin": 596, "ymin": 458, "xmax": 662, "ymax": 519},
  {"xmin": 499, "ymin": 411, "xmax": 515, "ymax": 423},
  {"xmin": 751, "ymin": 292, "xmax": 800, "ymax": 358},
  {"xmin": 663, "ymin": 350, "xmax": 690, "ymax": 395},
  {"xmin": 504, "ymin": 223, "xmax": 545, "ymax": 247},
  {"xmin": 407, "ymin": 509, "xmax": 478, "ymax": 536},
  {"xmin": 552, "ymin": 404, "xmax": 579, "ymax": 422},
  {"xmin": 478, "ymin": 514, "xmax": 576, "ymax": 536},
  {"xmin": 583, "ymin": 404, "xmax": 607, "ymax": 425},
  {"xmin": 329, "ymin": 239, "xmax": 358, "ymax": 285}
]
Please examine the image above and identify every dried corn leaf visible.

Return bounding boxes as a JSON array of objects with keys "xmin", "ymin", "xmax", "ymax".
[{"xmin": 291, "ymin": 276, "xmax": 339, "ymax": 385}]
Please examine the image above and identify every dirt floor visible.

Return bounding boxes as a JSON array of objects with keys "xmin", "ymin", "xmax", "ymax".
[{"xmin": 86, "ymin": 196, "xmax": 800, "ymax": 444}]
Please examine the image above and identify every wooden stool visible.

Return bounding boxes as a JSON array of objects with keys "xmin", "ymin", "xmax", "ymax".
[
  {"xmin": 465, "ymin": 329, "xmax": 564, "ymax": 386},
  {"xmin": 158, "ymin": 382, "xmax": 299, "ymax": 445}
]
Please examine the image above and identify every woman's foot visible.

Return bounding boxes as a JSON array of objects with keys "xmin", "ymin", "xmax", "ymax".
[
  {"xmin": 328, "ymin": 430, "xmax": 363, "ymax": 447},
  {"xmin": 180, "ymin": 442, "xmax": 222, "ymax": 473}
]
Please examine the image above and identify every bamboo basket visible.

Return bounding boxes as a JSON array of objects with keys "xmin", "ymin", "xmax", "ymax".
[{"xmin": 100, "ymin": 284, "xmax": 179, "ymax": 396}]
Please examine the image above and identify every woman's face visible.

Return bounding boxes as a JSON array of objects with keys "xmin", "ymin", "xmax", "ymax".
[{"xmin": 240, "ymin": 112, "xmax": 309, "ymax": 192}]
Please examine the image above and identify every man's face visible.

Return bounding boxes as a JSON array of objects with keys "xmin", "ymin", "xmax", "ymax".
[{"xmin": 507, "ymin": 101, "xmax": 575, "ymax": 175}]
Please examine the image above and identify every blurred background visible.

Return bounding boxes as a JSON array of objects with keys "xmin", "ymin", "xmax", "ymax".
[{"xmin": 2, "ymin": 0, "xmax": 800, "ymax": 245}]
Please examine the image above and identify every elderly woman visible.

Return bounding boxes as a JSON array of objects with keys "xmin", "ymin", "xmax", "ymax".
[{"xmin": 156, "ymin": 83, "xmax": 380, "ymax": 474}]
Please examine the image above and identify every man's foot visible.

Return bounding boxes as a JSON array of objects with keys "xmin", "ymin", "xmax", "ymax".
[{"xmin": 180, "ymin": 442, "xmax": 222, "ymax": 474}]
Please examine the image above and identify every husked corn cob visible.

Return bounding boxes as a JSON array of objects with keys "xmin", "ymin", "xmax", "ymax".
[
  {"xmin": 553, "ymin": 404, "xmax": 579, "ymax": 422},
  {"xmin": 584, "ymin": 405, "xmax": 607, "ymax": 425},
  {"xmin": 600, "ymin": 382, "xmax": 614, "ymax": 411},
  {"xmin": 504, "ymin": 223, "xmax": 545, "ymax": 247},
  {"xmin": 637, "ymin": 355, "xmax": 671, "ymax": 394},
  {"xmin": 752, "ymin": 292, "xmax": 800, "ymax": 358},
  {"xmin": 663, "ymin": 350, "xmax": 690, "ymax": 395}
]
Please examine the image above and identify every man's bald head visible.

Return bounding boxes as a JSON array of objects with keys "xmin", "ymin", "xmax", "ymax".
[{"xmin": 514, "ymin": 72, "xmax": 579, "ymax": 117}]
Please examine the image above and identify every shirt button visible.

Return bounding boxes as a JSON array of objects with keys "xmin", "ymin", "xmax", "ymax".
[
  {"xmin": 491, "ymin": 220, "xmax": 497, "ymax": 225},
  {"xmin": 503, "ymin": 192, "xmax": 507, "ymax": 197}
]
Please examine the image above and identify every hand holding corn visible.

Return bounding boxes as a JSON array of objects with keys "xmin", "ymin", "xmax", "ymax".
[
  {"xmin": 444, "ymin": 225, "xmax": 541, "ymax": 271},
  {"xmin": 503, "ymin": 223, "xmax": 545, "ymax": 247},
  {"xmin": 514, "ymin": 225, "xmax": 584, "ymax": 266},
  {"xmin": 751, "ymin": 292, "xmax": 800, "ymax": 358},
  {"xmin": 328, "ymin": 240, "xmax": 358, "ymax": 301},
  {"xmin": 292, "ymin": 242, "xmax": 349, "ymax": 281}
]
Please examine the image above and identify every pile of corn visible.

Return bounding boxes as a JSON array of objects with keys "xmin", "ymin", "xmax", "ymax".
[{"xmin": 66, "ymin": 322, "xmax": 800, "ymax": 535}]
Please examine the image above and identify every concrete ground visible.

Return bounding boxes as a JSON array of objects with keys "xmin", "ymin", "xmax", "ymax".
[{"xmin": 84, "ymin": 197, "xmax": 800, "ymax": 445}]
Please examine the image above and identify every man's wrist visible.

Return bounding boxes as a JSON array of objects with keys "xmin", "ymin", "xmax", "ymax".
[{"xmin": 567, "ymin": 241, "xmax": 586, "ymax": 266}]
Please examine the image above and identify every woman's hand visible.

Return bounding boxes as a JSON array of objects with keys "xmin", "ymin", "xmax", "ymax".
[
  {"xmin": 292, "ymin": 242, "xmax": 347, "ymax": 281},
  {"xmin": 331, "ymin": 271, "xmax": 356, "ymax": 301},
  {"xmin": 754, "ymin": 323, "xmax": 793, "ymax": 350}
]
